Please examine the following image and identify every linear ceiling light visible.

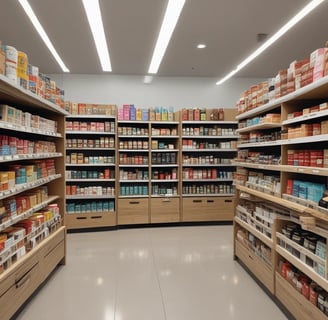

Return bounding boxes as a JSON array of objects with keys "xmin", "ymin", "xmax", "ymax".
[
  {"xmin": 148, "ymin": 0, "xmax": 186, "ymax": 74},
  {"xmin": 18, "ymin": 0, "xmax": 70, "ymax": 72},
  {"xmin": 82, "ymin": 0, "xmax": 111, "ymax": 72},
  {"xmin": 216, "ymin": 0, "xmax": 326, "ymax": 85}
]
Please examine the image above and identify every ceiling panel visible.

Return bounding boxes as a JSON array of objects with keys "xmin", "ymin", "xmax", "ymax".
[{"xmin": 0, "ymin": 0, "xmax": 327, "ymax": 80}]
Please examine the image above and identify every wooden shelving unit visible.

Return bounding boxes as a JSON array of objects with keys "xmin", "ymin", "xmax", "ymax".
[
  {"xmin": 0, "ymin": 75, "xmax": 67, "ymax": 319},
  {"xmin": 65, "ymin": 112, "xmax": 117, "ymax": 229},
  {"xmin": 234, "ymin": 74, "xmax": 328, "ymax": 319}
]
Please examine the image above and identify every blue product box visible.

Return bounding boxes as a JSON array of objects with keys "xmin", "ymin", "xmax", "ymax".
[
  {"xmin": 86, "ymin": 203, "xmax": 91, "ymax": 212},
  {"xmin": 97, "ymin": 201, "xmax": 103, "ymax": 212},
  {"xmin": 292, "ymin": 180, "xmax": 300, "ymax": 198},
  {"xmin": 142, "ymin": 109, "xmax": 149, "ymax": 121},
  {"xmin": 298, "ymin": 182, "xmax": 308, "ymax": 200},
  {"xmin": 109, "ymin": 201, "xmax": 115, "ymax": 211},
  {"xmin": 91, "ymin": 201, "xmax": 97, "ymax": 212},
  {"xmin": 130, "ymin": 104, "xmax": 136, "ymax": 121}
]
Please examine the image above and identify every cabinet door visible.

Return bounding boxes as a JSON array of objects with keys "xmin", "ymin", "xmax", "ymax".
[
  {"xmin": 182, "ymin": 197, "xmax": 234, "ymax": 221},
  {"xmin": 150, "ymin": 197, "xmax": 180, "ymax": 223},
  {"xmin": 118, "ymin": 198, "xmax": 149, "ymax": 225}
]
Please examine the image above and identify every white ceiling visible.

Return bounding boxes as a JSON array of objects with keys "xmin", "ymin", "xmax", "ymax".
[{"xmin": 1, "ymin": 0, "xmax": 328, "ymax": 79}]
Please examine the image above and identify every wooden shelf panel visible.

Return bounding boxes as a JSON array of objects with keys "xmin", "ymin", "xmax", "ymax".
[
  {"xmin": 66, "ymin": 115, "xmax": 115, "ymax": 119},
  {"xmin": 66, "ymin": 130, "xmax": 115, "ymax": 135},
  {"xmin": 66, "ymin": 148, "xmax": 115, "ymax": 151},
  {"xmin": 182, "ymin": 193, "xmax": 234, "ymax": 197},
  {"xmin": 118, "ymin": 135, "xmax": 148, "ymax": 138},
  {"xmin": 182, "ymin": 163, "xmax": 235, "ymax": 167},
  {"xmin": 0, "ymin": 121, "xmax": 62, "ymax": 138},
  {"xmin": 237, "ymin": 140, "xmax": 282, "ymax": 148},
  {"xmin": 276, "ymin": 272, "xmax": 327, "ymax": 320},
  {"xmin": 282, "ymin": 109, "xmax": 328, "ymax": 125},
  {"xmin": 182, "ymin": 148, "xmax": 237, "ymax": 152},
  {"xmin": 276, "ymin": 245, "xmax": 328, "ymax": 292},
  {"xmin": 235, "ymin": 240, "xmax": 274, "ymax": 293},
  {"xmin": 233, "ymin": 162, "xmax": 281, "ymax": 171},
  {"xmin": 0, "ymin": 74, "xmax": 69, "ymax": 115},
  {"xmin": 280, "ymin": 134, "xmax": 328, "ymax": 145},
  {"xmin": 66, "ymin": 179, "xmax": 115, "ymax": 182},
  {"xmin": 66, "ymin": 195, "xmax": 115, "ymax": 200},
  {"xmin": 236, "ymin": 123, "xmax": 281, "ymax": 133},
  {"xmin": 236, "ymin": 185, "xmax": 306, "ymax": 213},
  {"xmin": 0, "ymin": 152, "xmax": 62, "ymax": 163},
  {"xmin": 0, "ymin": 174, "xmax": 62, "ymax": 201},
  {"xmin": 0, "ymin": 195, "xmax": 59, "ymax": 233},
  {"xmin": 234, "ymin": 216, "xmax": 273, "ymax": 247},
  {"xmin": 65, "ymin": 212, "xmax": 116, "ymax": 229},
  {"xmin": 66, "ymin": 163, "xmax": 115, "ymax": 167},
  {"xmin": 236, "ymin": 75, "xmax": 328, "ymax": 121},
  {"xmin": 182, "ymin": 121, "xmax": 238, "ymax": 124},
  {"xmin": 182, "ymin": 135, "xmax": 239, "ymax": 139}
]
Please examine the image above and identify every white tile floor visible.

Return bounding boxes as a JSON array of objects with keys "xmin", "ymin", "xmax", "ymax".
[{"xmin": 15, "ymin": 225, "xmax": 289, "ymax": 320}]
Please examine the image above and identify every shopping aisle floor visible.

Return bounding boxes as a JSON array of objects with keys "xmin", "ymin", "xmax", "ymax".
[{"xmin": 15, "ymin": 225, "xmax": 288, "ymax": 320}]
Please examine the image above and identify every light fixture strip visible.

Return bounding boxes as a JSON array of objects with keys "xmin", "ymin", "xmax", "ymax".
[
  {"xmin": 82, "ymin": 0, "xmax": 111, "ymax": 72},
  {"xmin": 216, "ymin": 0, "xmax": 326, "ymax": 85},
  {"xmin": 18, "ymin": 0, "xmax": 70, "ymax": 72},
  {"xmin": 148, "ymin": 0, "xmax": 186, "ymax": 74}
]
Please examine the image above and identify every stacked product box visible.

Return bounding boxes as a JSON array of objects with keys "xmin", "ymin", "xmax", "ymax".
[
  {"xmin": 286, "ymin": 179, "xmax": 325, "ymax": 204},
  {"xmin": 66, "ymin": 201, "xmax": 115, "ymax": 214}
]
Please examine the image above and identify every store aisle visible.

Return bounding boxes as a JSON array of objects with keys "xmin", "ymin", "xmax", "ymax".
[{"xmin": 14, "ymin": 226, "xmax": 288, "ymax": 320}]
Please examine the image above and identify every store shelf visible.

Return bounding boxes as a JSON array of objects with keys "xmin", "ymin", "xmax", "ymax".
[
  {"xmin": 66, "ymin": 195, "xmax": 115, "ymax": 200},
  {"xmin": 151, "ymin": 164, "xmax": 178, "ymax": 167},
  {"xmin": 66, "ymin": 115, "xmax": 115, "ymax": 119},
  {"xmin": 66, "ymin": 148, "xmax": 115, "ymax": 151},
  {"xmin": 151, "ymin": 179, "xmax": 178, "ymax": 183},
  {"xmin": 119, "ymin": 179, "xmax": 149, "ymax": 183},
  {"xmin": 118, "ymin": 149, "xmax": 149, "ymax": 152},
  {"xmin": 66, "ymin": 179, "xmax": 115, "ymax": 182},
  {"xmin": 236, "ymin": 123, "xmax": 281, "ymax": 133},
  {"xmin": 236, "ymin": 75, "xmax": 328, "ymax": 121},
  {"xmin": 236, "ymin": 185, "xmax": 306, "ymax": 213},
  {"xmin": 66, "ymin": 163, "xmax": 115, "ymax": 167},
  {"xmin": 151, "ymin": 149, "xmax": 179, "ymax": 152},
  {"xmin": 0, "ymin": 195, "xmax": 59, "ymax": 233},
  {"xmin": 182, "ymin": 148, "xmax": 237, "ymax": 152},
  {"xmin": 237, "ymin": 140, "xmax": 282, "ymax": 148},
  {"xmin": 0, "ymin": 120, "xmax": 62, "ymax": 137},
  {"xmin": 233, "ymin": 161, "xmax": 281, "ymax": 171},
  {"xmin": 182, "ymin": 121, "xmax": 238, "ymax": 124},
  {"xmin": 117, "ymin": 120, "xmax": 149, "ymax": 124},
  {"xmin": 234, "ymin": 216, "xmax": 273, "ymax": 247},
  {"xmin": 66, "ymin": 130, "xmax": 115, "ymax": 135},
  {"xmin": 183, "ymin": 178, "xmax": 233, "ymax": 182},
  {"xmin": 280, "ymin": 134, "xmax": 328, "ymax": 145},
  {"xmin": 235, "ymin": 240, "xmax": 274, "ymax": 293},
  {"xmin": 65, "ymin": 211, "xmax": 116, "ymax": 229},
  {"xmin": 0, "ymin": 152, "xmax": 62, "ymax": 163},
  {"xmin": 182, "ymin": 163, "xmax": 234, "ymax": 167},
  {"xmin": 119, "ymin": 164, "xmax": 149, "ymax": 168},
  {"xmin": 182, "ymin": 193, "xmax": 234, "ymax": 197},
  {"xmin": 182, "ymin": 135, "xmax": 239, "ymax": 139},
  {"xmin": 282, "ymin": 109, "xmax": 328, "ymax": 125},
  {"xmin": 118, "ymin": 135, "xmax": 149, "ymax": 138},
  {"xmin": 0, "ymin": 174, "xmax": 61, "ymax": 201},
  {"xmin": 275, "ymin": 272, "xmax": 327, "ymax": 320},
  {"xmin": 0, "ymin": 74, "xmax": 69, "ymax": 115},
  {"xmin": 152, "ymin": 135, "xmax": 179, "ymax": 138},
  {"xmin": 276, "ymin": 243, "xmax": 328, "ymax": 292}
]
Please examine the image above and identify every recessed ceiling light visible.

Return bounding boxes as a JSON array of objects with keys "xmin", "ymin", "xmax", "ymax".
[
  {"xmin": 197, "ymin": 44, "xmax": 206, "ymax": 49},
  {"xmin": 148, "ymin": 0, "xmax": 186, "ymax": 74},
  {"xmin": 82, "ymin": 0, "xmax": 112, "ymax": 72},
  {"xmin": 18, "ymin": 0, "xmax": 70, "ymax": 72},
  {"xmin": 216, "ymin": 0, "xmax": 326, "ymax": 85}
]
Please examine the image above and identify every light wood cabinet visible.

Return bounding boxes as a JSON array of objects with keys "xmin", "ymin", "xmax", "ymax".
[
  {"xmin": 150, "ymin": 197, "xmax": 180, "ymax": 223},
  {"xmin": 0, "ymin": 74, "xmax": 67, "ymax": 319},
  {"xmin": 182, "ymin": 196, "xmax": 234, "ymax": 222},
  {"xmin": 234, "ymin": 75, "xmax": 328, "ymax": 319},
  {"xmin": 118, "ymin": 198, "xmax": 149, "ymax": 225}
]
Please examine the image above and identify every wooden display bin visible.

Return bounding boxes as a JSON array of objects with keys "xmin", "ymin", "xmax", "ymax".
[
  {"xmin": 0, "ymin": 227, "xmax": 65, "ymax": 320},
  {"xmin": 150, "ymin": 197, "xmax": 180, "ymax": 223},
  {"xmin": 118, "ymin": 198, "xmax": 149, "ymax": 225},
  {"xmin": 235, "ymin": 240, "xmax": 274, "ymax": 294},
  {"xmin": 182, "ymin": 196, "xmax": 234, "ymax": 222},
  {"xmin": 65, "ymin": 212, "xmax": 116, "ymax": 229},
  {"xmin": 276, "ymin": 272, "xmax": 327, "ymax": 320}
]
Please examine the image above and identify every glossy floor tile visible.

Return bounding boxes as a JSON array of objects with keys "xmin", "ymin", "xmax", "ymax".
[{"xmin": 14, "ymin": 225, "xmax": 288, "ymax": 320}]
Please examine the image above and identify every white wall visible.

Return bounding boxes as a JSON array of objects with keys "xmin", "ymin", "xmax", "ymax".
[{"xmin": 50, "ymin": 74, "xmax": 264, "ymax": 110}]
